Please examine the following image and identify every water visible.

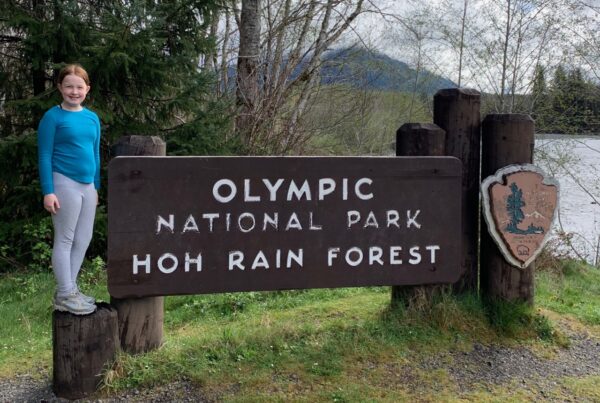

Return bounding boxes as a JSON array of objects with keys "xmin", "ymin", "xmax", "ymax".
[{"xmin": 534, "ymin": 135, "xmax": 600, "ymax": 264}]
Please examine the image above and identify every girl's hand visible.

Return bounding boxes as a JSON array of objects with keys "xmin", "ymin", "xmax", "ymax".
[{"xmin": 44, "ymin": 194, "xmax": 60, "ymax": 214}]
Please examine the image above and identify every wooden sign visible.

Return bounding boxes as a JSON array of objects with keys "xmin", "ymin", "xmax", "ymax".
[
  {"xmin": 107, "ymin": 157, "xmax": 463, "ymax": 298},
  {"xmin": 481, "ymin": 164, "xmax": 559, "ymax": 269}
]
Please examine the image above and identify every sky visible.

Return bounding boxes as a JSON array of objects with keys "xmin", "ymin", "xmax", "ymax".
[{"xmin": 342, "ymin": 0, "xmax": 600, "ymax": 91}]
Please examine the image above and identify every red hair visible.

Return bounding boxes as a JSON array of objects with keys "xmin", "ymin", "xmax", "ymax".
[{"xmin": 57, "ymin": 64, "xmax": 90, "ymax": 86}]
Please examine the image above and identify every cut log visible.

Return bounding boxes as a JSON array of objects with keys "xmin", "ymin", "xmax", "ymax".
[
  {"xmin": 52, "ymin": 303, "xmax": 119, "ymax": 399},
  {"xmin": 111, "ymin": 135, "xmax": 166, "ymax": 157},
  {"xmin": 392, "ymin": 123, "xmax": 449, "ymax": 308},
  {"xmin": 480, "ymin": 114, "xmax": 535, "ymax": 304},
  {"xmin": 433, "ymin": 88, "xmax": 481, "ymax": 294}
]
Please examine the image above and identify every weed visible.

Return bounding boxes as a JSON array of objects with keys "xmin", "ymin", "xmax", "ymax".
[
  {"xmin": 483, "ymin": 297, "xmax": 568, "ymax": 346},
  {"xmin": 536, "ymin": 246, "xmax": 566, "ymax": 276},
  {"xmin": 78, "ymin": 256, "xmax": 106, "ymax": 290},
  {"xmin": 22, "ymin": 217, "xmax": 53, "ymax": 273},
  {"xmin": 11, "ymin": 276, "xmax": 42, "ymax": 301}
]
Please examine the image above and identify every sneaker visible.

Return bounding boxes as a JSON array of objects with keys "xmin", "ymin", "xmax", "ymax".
[
  {"xmin": 54, "ymin": 287, "xmax": 96, "ymax": 305},
  {"xmin": 54, "ymin": 291, "xmax": 96, "ymax": 315},
  {"xmin": 75, "ymin": 286, "xmax": 96, "ymax": 304}
]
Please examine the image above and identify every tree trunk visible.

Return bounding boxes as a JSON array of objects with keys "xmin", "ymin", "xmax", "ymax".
[
  {"xmin": 52, "ymin": 303, "xmax": 119, "ymax": 399},
  {"xmin": 110, "ymin": 135, "xmax": 165, "ymax": 353},
  {"xmin": 236, "ymin": 0, "xmax": 261, "ymax": 146},
  {"xmin": 499, "ymin": 0, "xmax": 513, "ymax": 112},
  {"xmin": 31, "ymin": 0, "xmax": 47, "ymax": 97},
  {"xmin": 458, "ymin": 0, "xmax": 468, "ymax": 87}
]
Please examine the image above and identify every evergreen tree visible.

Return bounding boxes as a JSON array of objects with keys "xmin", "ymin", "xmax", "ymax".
[
  {"xmin": 544, "ymin": 65, "xmax": 600, "ymax": 134},
  {"xmin": 531, "ymin": 64, "xmax": 550, "ymax": 130},
  {"xmin": 549, "ymin": 64, "xmax": 570, "ymax": 133},
  {"xmin": 559, "ymin": 68, "xmax": 585, "ymax": 133},
  {"xmin": 0, "ymin": 0, "xmax": 237, "ymax": 271},
  {"xmin": 1, "ymin": 0, "xmax": 232, "ymax": 147}
]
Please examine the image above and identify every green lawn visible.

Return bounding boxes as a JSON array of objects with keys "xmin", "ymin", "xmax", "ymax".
[
  {"xmin": 536, "ymin": 260, "xmax": 600, "ymax": 326},
  {"xmin": 1, "ymin": 259, "xmax": 599, "ymax": 401}
]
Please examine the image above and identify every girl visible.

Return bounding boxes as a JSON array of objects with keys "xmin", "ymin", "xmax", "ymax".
[{"xmin": 37, "ymin": 64, "xmax": 100, "ymax": 315}]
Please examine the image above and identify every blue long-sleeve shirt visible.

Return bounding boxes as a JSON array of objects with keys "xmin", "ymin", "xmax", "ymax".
[{"xmin": 37, "ymin": 106, "xmax": 101, "ymax": 195}]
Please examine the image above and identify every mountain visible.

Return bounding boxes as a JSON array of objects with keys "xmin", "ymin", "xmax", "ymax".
[{"xmin": 318, "ymin": 47, "xmax": 457, "ymax": 95}]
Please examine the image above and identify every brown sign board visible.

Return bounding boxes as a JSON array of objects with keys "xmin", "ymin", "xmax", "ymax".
[
  {"xmin": 107, "ymin": 157, "xmax": 463, "ymax": 298},
  {"xmin": 481, "ymin": 164, "xmax": 559, "ymax": 269}
]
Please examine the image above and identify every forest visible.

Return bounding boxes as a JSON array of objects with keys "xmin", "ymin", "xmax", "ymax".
[{"xmin": 0, "ymin": 0, "xmax": 599, "ymax": 271}]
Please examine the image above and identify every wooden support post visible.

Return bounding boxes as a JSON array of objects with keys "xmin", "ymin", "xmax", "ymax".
[
  {"xmin": 53, "ymin": 303, "xmax": 119, "ymax": 399},
  {"xmin": 433, "ymin": 88, "xmax": 481, "ymax": 293},
  {"xmin": 110, "ymin": 135, "xmax": 165, "ymax": 353},
  {"xmin": 110, "ymin": 297, "xmax": 164, "ymax": 354},
  {"xmin": 480, "ymin": 114, "xmax": 535, "ymax": 304},
  {"xmin": 392, "ymin": 123, "xmax": 447, "ymax": 307}
]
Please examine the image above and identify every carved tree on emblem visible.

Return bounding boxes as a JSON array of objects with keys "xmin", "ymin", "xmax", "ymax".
[
  {"xmin": 506, "ymin": 182, "xmax": 525, "ymax": 234},
  {"xmin": 505, "ymin": 182, "xmax": 543, "ymax": 235}
]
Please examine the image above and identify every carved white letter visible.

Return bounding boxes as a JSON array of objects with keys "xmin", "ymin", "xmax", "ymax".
[
  {"xmin": 406, "ymin": 210, "xmax": 422, "ymax": 229},
  {"xmin": 328, "ymin": 247, "xmax": 340, "ymax": 266},
  {"xmin": 347, "ymin": 210, "xmax": 361, "ymax": 228},
  {"xmin": 229, "ymin": 251, "xmax": 245, "ymax": 270},
  {"xmin": 408, "ymin": 246, "xmax": 421, "ymax": 265},
  {"xmin": 213, "ymin": 179, "xmax": 236, "ymax": 203},
  {"xmin": 287, "ymin": 180, "xmax": 312, "ymax": 201},
  {"xmin": 318, "ymin": 178, "xmax": 336, "ymax": 200},
  {"xmin": 156, "ymin": 214, "xmax": 174, "ymax": 234},
  {"xmin": 244, "ymin": 179, "xmax": 260, "ymax": 202},
  {"xmin": 355, "ymin": 178, "xmax": 373, "ymax": 200},
  {"xmin": 185, "ymin": 253, "xmax": 202, "ymax": 272},
  {"xmin": 158, "ymin": 253, "xmax": 178, "ymax": 274},
  {"xmin": 133, "ymin": 254, "xmax": 151, "ymax": 274},
  {"xmin": 263, "ymin": 178, "xmax": 284, "ymax": 201},
  {"xmin": 426, "ymin": 245, "xmax": 440, "ymax": 263}
]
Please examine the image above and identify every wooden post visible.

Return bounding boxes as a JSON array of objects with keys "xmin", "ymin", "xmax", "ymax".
[
  {"xmin": 391, "ymin": 123, "xmax": 447, "ymax": 307},
  {"xmin": 111, "ymin": 134, "xmax": 166, "ymax": 157},
  {"xmin": 433, "ymin": 88, "xmax": 481, "ymax": 293},
  {"xmin": 110, "ymin": 135, "xmax": 165, "ymax": 353},
  {"xmin": 53, "ymin": 303, "xmax": 119, "ymax": 399},
  {"xmin": 480, "ymin": 114, "xmax": 535, "ymax": 304}
]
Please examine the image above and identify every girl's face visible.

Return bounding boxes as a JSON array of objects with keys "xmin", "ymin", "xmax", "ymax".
[{"xmin": 57, "ymin": 74, "xmax": 90, "ymax": 111}]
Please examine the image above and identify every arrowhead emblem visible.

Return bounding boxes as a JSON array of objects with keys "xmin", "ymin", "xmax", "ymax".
[{"xmin": 481, "ymin": 164, "xmax": 560, "ymax": 269}]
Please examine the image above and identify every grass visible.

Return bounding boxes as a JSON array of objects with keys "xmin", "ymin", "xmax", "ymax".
[
  {"xmin": 536, "ymin": 260, "xmax": 600, "ymax": 326},
  {"xmin": 0, "ymin": 258, "xmax": 599, "ymax": 400},
  {"xmin": 0, "ymin": 271, "xmax": 54, "ymax": 375},
  {"xmin": 0, "ymin": 260, "xmax": 110, "ymax": 376}
]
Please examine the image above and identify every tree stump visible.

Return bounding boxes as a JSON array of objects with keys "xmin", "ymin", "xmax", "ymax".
[
  {"xmin": 480, "ymin": 114, "xmax": 535, "ymax": 304},
  {"xmin": 110, "ymin": 135, "xmax": 165, "ymax": 353},
  {"xmin": 392, "ymin": 123, "xmax": 449, "ymax": 308},
  {"xmin": 52, "ymin": 303, "xmax": 119, "ymax": 399},
  {"xmin": 433, "ymin": 88, "xmax": 481, "ymax": 294}
]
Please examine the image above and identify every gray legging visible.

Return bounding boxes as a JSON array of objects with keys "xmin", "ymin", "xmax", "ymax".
[{"xmin": 51, "ymin": 172, "xmax": 97, "ymax": 296}]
